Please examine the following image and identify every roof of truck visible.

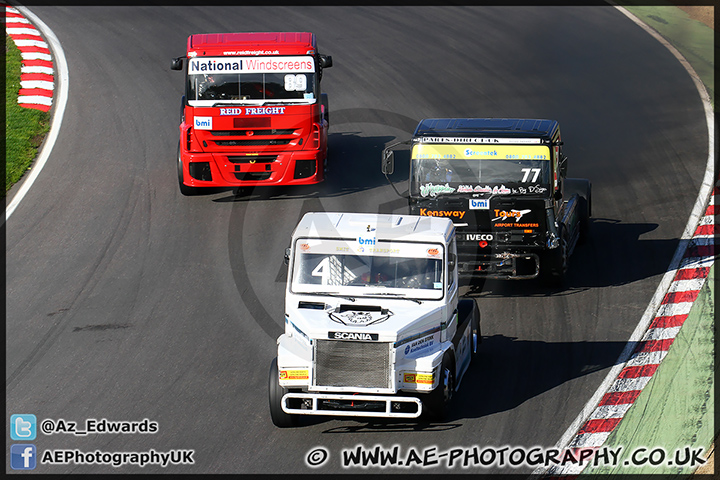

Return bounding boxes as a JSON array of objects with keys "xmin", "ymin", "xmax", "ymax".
[
  {"xmin": 187, "ymin": 32, "xmax": 316, "ymax": 55},
  {"xmin": 293, "ymin": 212, "xmax": 455, "ymax": 244},
  {"xmin": 414, "ymin": 118, "xmax": 559, "ymax": 140}
]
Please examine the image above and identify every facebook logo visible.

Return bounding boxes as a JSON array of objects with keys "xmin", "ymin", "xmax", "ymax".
[
  {"xmin": 11, "ymin": 444, "xmax": 37, "ymax": 470},
  {"xmin": 10, "ymin": 414, "xmax": 36, "ymax": 440}
]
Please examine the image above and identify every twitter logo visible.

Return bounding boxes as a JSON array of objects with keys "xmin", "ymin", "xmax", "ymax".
[{"xmin": 11, "ymin": 414, "xmax": 37, "ymax": 440}]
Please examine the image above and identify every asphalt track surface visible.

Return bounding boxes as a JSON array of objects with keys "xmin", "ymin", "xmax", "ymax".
[{"xmin": 5, "ymin": 6, "xmax": 709, "ymax": 474}]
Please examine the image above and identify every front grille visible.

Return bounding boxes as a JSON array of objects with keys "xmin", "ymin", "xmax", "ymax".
[
  {"xmin": 210, "ymin": 129, "xmax": 295, "ymax": 136},
  {"xmin": 314, "ymin": 340, "xmax": 391, "ymax": 389},
  {"xmin": 214, "ymin": 139, "xmax": 292, "ymax": 146},
  {"xmin": 227, "ymin": 156, "xmax": 277, "ymax": 164},
  {"xmin": 234, "ymin": 172, "xmax": 271, "ymax": 181}
]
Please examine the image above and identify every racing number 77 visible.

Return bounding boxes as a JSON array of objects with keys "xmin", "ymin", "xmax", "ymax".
[{"xmin": 521, "ymin": 168, "xmax": 541, "ymax": 182}]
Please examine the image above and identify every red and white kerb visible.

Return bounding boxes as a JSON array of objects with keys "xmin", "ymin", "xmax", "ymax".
[
  {"xmin": 547, "ymin": 186, "xmax": 717, "ymax": 477},
  {"xmin": 5, "ymin": 3, "xmax": 54, "ymax": 112}
]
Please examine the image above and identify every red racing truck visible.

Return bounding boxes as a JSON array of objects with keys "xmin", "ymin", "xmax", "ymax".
[{"xmin": 171, "ymin": 32, "xmax": 333, "ymax": 195}]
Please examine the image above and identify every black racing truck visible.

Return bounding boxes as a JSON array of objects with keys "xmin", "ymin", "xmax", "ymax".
[{"xmin": 381, "ymin": 118, "xmax": 591, "ymax": 284}]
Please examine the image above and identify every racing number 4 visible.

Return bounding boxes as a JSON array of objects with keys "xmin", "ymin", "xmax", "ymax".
[
  {"xmin": 521, "ymin": 168, "xmax": 541, "ymax": 182},
  {"xmin": 311, "ymin": 257, "xmax": 330, "ymax": 285}
]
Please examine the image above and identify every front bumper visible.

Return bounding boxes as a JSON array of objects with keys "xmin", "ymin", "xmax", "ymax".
[
  {"xmin": 180, "ymin": 149, "xmax": 325, "ymax": 187},
  {"xmin": 457, "ymin": 252, "xmax": 540, "ymax": 279},
  {"xmin": 282, "ymin": 392, "xmax": 423, "ymax": 418}
]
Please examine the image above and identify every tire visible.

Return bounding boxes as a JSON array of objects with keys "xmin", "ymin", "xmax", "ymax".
[
  {"xmin": 268, "ymin": 358, "xmax": 298, "ymax": 428},
  {"xmin": 177, "ymin": 143, "xmax": 200, "ymax": 196},
  {"xmin": 424, "ymin": 352, "xmax": 454, "ymax": 420},
  {"xmin": 541, "ymin": 226, "xmax": 568, "ymax": 286},
  {"xmin": 564, "ymin": 179, "xmax": 591, "ymax": 245},
  {"xmin": 459, "ymin": 299, "xmax": 481, "ymax": 361},
  {"xmin": 470, "ymin": 305, "xmax": 481, "ymax": 362}
]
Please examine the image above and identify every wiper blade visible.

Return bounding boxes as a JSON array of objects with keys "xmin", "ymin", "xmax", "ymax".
[
  {"xmin": 211, "ymin": 102, "xmax": 240, "ymax": 107},
  {"xmin": 309, "ymin": 292, "xmax": 356, "ymax": 302},
  {"xmin": 364, "ymin": 293, "xmax": 422, "ymax": 304},
  {"xmin": 261, "ymin": 100, "xmax": 313, "ymax": 106}
]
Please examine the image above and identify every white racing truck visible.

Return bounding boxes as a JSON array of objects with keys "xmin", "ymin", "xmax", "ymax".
[{"xmin": 269, "ymin": 212, "xmax": 481, "ymax": 427}]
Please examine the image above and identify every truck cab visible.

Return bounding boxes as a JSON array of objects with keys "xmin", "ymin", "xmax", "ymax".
[
  {"xmin": 382, "ymin": 118, "xmax": 591, "ymax": 283},
  {"xmin": 171, "ymin": 32, "xmax": 332, "ymax": 195},
  {"xmin": 269, "ymin": 212, "xmax": 481, "ymax": 427}
]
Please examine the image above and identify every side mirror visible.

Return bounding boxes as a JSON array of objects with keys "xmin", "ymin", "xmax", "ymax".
[
  {"xmin": 448, "ymin": 253, "xmax": 456, "ymax": 272},
  {"xmin": 170, "ymin": 57, "xmax": 184, "ymax": 71},
  {"xmin": 559, "ymin": 154, "xmax": 568, "ymax": 178},
  {"xmin": 319, "ymin": 55, "xmax": 333, "ymax": 68},
  {"xmin": 284, "ymin": 247, "xmax": 291, "ymax": 265},
  {"xmin": 381, "ymin": 148, "xmax": 395, "ymax": 175}
]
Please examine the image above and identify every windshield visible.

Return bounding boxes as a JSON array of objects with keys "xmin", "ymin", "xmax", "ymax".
[
  {"xmin": 410, "ymin": 143, "xmax": 552, "ymax": 197},
  {"xmin": 186, "ymin": 56, "xmax": 317, "ymax": 106},
  {"xmin": 291, "ymin": 238, "xmax": 444, "ymax": 300}
]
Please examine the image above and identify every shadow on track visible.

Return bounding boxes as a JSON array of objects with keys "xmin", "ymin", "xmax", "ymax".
[
  {"xmin": 209, "ymin": 107, "xmax": 419, "ymax": 203},
  {"xmin": 462, "ymin": 218, "xmax": 682, "ymax": 295},
  {"xmin": 279, "ymin": 334, "xmax": 629, "ymax": 431}
]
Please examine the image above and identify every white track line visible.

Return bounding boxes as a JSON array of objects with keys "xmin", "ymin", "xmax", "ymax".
[{"xmin": 533, "ymin": 3, "xmax": 716, "ymax": 476}]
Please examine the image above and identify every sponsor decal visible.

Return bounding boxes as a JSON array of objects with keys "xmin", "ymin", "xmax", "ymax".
[
  {"xmin": 329, "ymin": 332, "xmax": 379, "ymax": 341},
  {"xmin": 403, "ymin": 373, "xmax": 434, "ymax": 385},
  {"xmin": 492, "ymin": 209, "xmax": 532, "ymax": 222},
  {"xmin": 413, "ymin": 144, "xmax": 550, "ymax": 160},
  {"xmin": 511, "ymin": 185, "xmax": 549, "ymax": 195},
  {"xmin": 528, "ymin": 185, "xmax": 548, "ymax": 194},
  {"xmin": 189, "ymin": 56, "xmax": 314, "ymax": 74},
  {"xmin": 193, "ymin": 116, "xmax": 212, "ymax": 130},
  {"xmin": 419, "ymin": 183, "xmax": 456, "ymax": 198},
  {"xmin": 219, "ymin": 108, "xmax": 243, "ymax": 116},
  {"xmin": 456, "ymin": 185, "xmax": 512, "ymax": 195},
  {"xmin": 299, "ymin": 243, "xmax": 310, "ymax": 251},
  {"xmin": 466, "ymin": 234, "xmax": 493, "ymax": 241},
  {"xmin": 495, "ymin": 223, "xmax": 539, "ymax": 228},
  {"xmin": 491, "ymin": 185, "xmax": 512, "ymax": 195},
  {"xmin": 469, "ymin": 198, "xmax": 489, "ymax": 210},
  {"xmin": 189, "ymin": 58, "xmax": 242, "ymax": 73},
  {"xmin": 464, "ymin": 148, "xmax": 498, "ymax": 157},
  {"xmin": 243, "ymin": 57, "xmax": 314, "ymax": 72},
  {"xmin": 244, "ymin": 107, "xmax": 286, "ymax": 116},
  {"xmin": 420, "ymin": 137, "xmax": 542, "ymax": 145},
  {"xmin": 368, "ymin": 247, "xmax": 400, "ymax": 254},
  {"xmin": 358, "ymin": 236, "xmax": 376, "ymax": 245},
  {"xmin": 222, "ymin": 49, "xmax": 280, "ymax": 56},
  {"xmin": 279, "ymin": 369, "xmax": 309, "ymax": 380},
  {"xmin": 419, "ymin": 209, "xmax": 466, "ymax": 220},
  {"xmin": 427, "ymin": 248, "xmax": 440, "ymax": 257},
  {"xmin": 404, "ymin": 335, "xmax": 435, "ymax": 356}
]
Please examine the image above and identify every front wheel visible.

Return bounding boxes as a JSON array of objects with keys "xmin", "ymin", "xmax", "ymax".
[
  {"xmin": 541, "ymin": 226, "xmax": 568, "ymax": 286},
  {"xmin": 424, "ymin": 352, "xmax": 454, "ymax": 420},
  {"xmin": 268, "ymin": 358, "xmax": 298, "ymax": 428},
  {"xmin": 177, "ymin": 143, "xmax": 200, "ymax": 196},
  {"xmin": 470, "ymin": 306, "xmax": 481, "ymax": 362}
]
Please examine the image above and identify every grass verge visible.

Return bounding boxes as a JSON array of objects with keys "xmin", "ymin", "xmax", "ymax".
[{"xmin": 5, "ymin": 35, "xmax": 51, "ymax": 195}]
